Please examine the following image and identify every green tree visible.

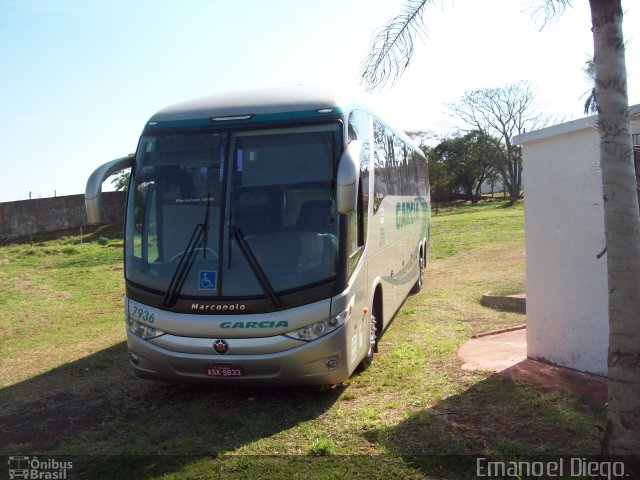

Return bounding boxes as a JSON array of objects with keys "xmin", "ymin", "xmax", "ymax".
[
  {"xmin": 423, "ymin": 144, "xmax": 447, "ymax": 214},
  {"xmin": 361, "ymin": 0, "xmax": 640, "ymax": 456},
  {"xmin": 110, "ymin": 169, "xmax": 131, "ymax": 192},
  {"xmin": 434, "ymin": 135, "xmax": 470, "ymax": 199},
  {"xmin": 434, "ymin": 130, "xmax": 504, "ymax": 203},
  {"xmin": 110, "ymin": 154, "xmax": 134, "ymax": 192},
  {"xmin": 468, "ymin": 130, "xmax": 508, "ymax": 201}
]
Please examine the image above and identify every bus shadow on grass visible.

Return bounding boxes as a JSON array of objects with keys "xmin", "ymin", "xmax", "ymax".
[
  {"xmin": 1, "ymin": 341, "xmax": 344, "ymax": 477},
  {"xmin": 365, "ymin": 373, "xmax": 606, "ymax": 479}
]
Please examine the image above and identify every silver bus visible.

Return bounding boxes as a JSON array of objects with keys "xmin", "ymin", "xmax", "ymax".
[{"xmin": 86, "ymin": 86, "xmax": 430, "ymax": 385}]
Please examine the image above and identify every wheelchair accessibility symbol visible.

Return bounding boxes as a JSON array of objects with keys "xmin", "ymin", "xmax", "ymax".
[{"xmin": 198, "ymin": 271, "xmax": 217, "ymax": 290}]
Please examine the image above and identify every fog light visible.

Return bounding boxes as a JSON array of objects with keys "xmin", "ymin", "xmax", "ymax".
[
  {"xmin": 325, "ymin": 357, "xmax": 340, "ymax": 371},
  {"xmin": 130, "ymin": 353, "xmax": 139, "ymax": 365}
]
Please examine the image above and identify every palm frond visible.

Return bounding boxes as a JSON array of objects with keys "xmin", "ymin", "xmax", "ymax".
[
  {"xmin": 360, "ymin": 0, "xmax": 433, "ymax": 92},
  {"xmin": 530, "ymin": 0, "xmax": 573, "ymax": 30},
  {"xmin": 583, "ymin": 87, "xmax": 598, "ymax": 115},
  {"xmin": 582, "ymin": 56, "xmax": 597, "ymax": 114}
]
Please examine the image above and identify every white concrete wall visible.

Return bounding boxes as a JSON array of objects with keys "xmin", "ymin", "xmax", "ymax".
[
  {"xmin": 518, "ymin": 109, "xmax": 639, "ymax": 376},
  {"xmin": 518, "ymin": 110, "xmax": 640, "ymax": 376},
  {"xmin": 520, "ymin": 122, "xmax": 609, "ymax": 375}
]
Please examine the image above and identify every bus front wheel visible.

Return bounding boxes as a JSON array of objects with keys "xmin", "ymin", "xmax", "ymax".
[{"xmin": 358, "ymin": 304, "xmax": 378, "ymax": 371}]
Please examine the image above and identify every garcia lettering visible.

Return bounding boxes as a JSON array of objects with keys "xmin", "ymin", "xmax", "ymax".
[{"xmin": 220, "ymin": 321, "xmax": 289, "ymax": 329}]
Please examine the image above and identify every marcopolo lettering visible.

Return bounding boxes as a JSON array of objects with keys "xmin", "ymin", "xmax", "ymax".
[
  {"xmin": 191, "ymin": 303, "xmax": 246, "ymax": 311},
  {"xmin": 221, "ymin": 321, "xmax": 289, "ymax": 329}
]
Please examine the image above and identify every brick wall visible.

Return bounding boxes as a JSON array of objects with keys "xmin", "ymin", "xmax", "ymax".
[{"xmin": 0, "ymin": 191, "xmax": 126, "ymax": 241}]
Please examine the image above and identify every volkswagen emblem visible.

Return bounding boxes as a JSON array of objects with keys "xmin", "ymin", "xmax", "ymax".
[{"xmin": 213, "ymin": 339, "xmax": 229, "ymax": 354}]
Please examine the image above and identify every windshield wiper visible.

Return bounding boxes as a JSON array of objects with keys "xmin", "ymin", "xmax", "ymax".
[
  {"xmin": 229, "ymin": 225, "xmax": 282, "ymax": 310},
  {"xmin": 162, "ymin": 195, "xmax": 212, "ymax": 308},
  {"xmin": 162, "ymin": 223, "xmax": 204, "ymax": 308}
]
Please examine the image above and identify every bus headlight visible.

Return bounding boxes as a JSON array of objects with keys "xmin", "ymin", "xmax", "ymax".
[
  {"xmin": 127, "ymin": 317, "xmax": 164, "ymax": 340},
  {"xmin": 284, "ymin": 308, "xmax": 350, "ymax": 342}
]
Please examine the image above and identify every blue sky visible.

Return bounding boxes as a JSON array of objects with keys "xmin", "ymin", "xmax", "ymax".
[{"xmin": 1, "ymin": 0, "xmax": 638, "ymax": 202}]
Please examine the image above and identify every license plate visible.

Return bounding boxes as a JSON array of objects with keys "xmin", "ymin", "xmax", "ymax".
[{"xmin": 204, "ymin": 364, "xmax": 243, "ymax": 377}]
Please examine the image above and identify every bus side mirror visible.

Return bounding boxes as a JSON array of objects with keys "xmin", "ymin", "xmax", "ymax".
[
  {"xmin": 336, "ymin": 141, "xmax": 361, "ymax": 214},
  {"xmin": 85, "ymin": 155, "xmax": 134, "ymax": 224}
]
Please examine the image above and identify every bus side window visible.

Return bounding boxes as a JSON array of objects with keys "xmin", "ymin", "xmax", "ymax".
[
  {"xmin": 373, "ymin": 119, "xmax": 389, "ymax": 213},
  {"xmin": 357, "ymin": 177, "xmax": 364, "ymax": 248}
]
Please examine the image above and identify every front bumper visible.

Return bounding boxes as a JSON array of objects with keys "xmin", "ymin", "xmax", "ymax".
[{"xmin": 126, "ymin": 326, "xmax": 353, "ymax": 385}]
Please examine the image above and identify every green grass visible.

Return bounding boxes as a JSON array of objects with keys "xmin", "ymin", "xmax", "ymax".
[
  {"xmin": 430, "ymin": 199, "xmax": 525, "ymax": 260},
  {"xmin": 0, "ymin": 224, "xmax": 125, "ymax": 390},
  {"xmin": 0, "ymin": 200, "xmax": 605, "ymax": 479}
]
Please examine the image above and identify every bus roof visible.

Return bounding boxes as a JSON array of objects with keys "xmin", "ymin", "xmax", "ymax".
[
  {"xmin": 147, "ymin": 86, "xmax": 353, "ymax": 126},
  {"xmin": 144, "ymin": 87, "xmax": 423, "ymax": 157}
]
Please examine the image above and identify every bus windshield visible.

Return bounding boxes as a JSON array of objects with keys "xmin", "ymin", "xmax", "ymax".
[{"xmin": 125, "ymin": 123, "xmax": 341, "ymax": 301}]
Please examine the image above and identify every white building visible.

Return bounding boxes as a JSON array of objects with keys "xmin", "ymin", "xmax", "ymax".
[{"xmin": 514, "ymin": 105, "xmax": 639, "ymax": 376}]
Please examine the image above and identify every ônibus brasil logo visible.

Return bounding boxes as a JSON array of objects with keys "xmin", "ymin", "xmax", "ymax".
[{"xmin": 7, "ymin": 456, "xmax": 73, "ymax": 479}]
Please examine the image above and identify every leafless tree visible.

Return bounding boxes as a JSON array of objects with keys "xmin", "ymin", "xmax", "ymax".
[
  {"xmin": 449, "ymin": 81, "xmax": 545, "ymax": 205},
  {"xmin": 405, "ymin": 130, "xmax": 436, "ymax": 148}
]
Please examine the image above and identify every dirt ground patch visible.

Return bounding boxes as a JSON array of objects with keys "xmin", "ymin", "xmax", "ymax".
[
  {"xmin": 502, "ymin": 359, "xmax": 608, "ymax": 407},
  {"xmin": 458, "ymin": 329, "xmax": 607, "ymax": 407}
]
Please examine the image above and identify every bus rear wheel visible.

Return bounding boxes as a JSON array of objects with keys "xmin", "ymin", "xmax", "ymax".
[{"xmin": 410, "ymin": 256, "xmax": 424, "ymax": 294}]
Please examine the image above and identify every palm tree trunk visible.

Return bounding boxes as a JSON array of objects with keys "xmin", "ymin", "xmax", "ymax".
[{"xmin": 590, "ymin": 0, "xmax": 640, "ymax": 457}]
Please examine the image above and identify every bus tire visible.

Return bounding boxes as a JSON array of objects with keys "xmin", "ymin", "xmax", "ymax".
[
  {"xmin": 410, "ymin": 256, "xmax": 424, "ymax": 294},
  {"xmin": 358, "ymin": 302, "xmax": 379, "ymax": 371}
]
